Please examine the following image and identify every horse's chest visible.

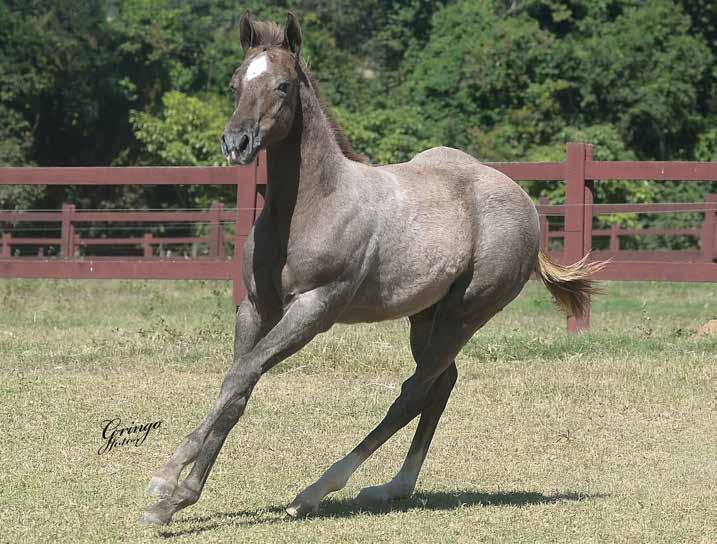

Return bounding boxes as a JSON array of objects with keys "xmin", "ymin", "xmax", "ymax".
[
  {"xmin": 246, "ymin": 225, "xmax": 355, "ymax": 305},
  {"xmin": 279, "ymin": 244, "xmax": 347, "ymax": 294}
]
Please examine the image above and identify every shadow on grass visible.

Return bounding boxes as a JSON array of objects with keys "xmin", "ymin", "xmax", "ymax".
[{"xmin": 157, "ymin": 489, "xmax": 606, "ymax": 538}]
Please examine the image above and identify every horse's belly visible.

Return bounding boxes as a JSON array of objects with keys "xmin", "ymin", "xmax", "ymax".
[
  {"xmin": 338, "ymin": 287, "xmax": 449, "ymax": 323},
  {"xmin": 337, "ymin": 259, "xmax": 463, "ymax": 323}
]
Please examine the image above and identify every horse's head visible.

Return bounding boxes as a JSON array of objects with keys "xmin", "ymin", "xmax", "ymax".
[{"xmin": 221, "ymin": 13, "xmax": 303, "ymax": 165}]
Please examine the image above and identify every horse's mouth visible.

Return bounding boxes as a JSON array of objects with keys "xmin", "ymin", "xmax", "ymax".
[
  {"xmin": 227, "ymin": 148, "xmax": 254, "ymax": 165},
  {"xmin": 221, "ymin": 132, "xmax": 261, "ymax": 165},
  {"xmin": 230, "ymin": 147, "xmax": 259, "ymax": 165}
]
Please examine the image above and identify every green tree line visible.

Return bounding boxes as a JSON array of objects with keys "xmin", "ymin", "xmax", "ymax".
[{"xmin": 1, "ymin": 0, "xmax": 716, "ymax": 222}]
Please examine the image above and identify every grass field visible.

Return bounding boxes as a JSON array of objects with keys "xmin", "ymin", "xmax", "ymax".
[{"xmin": 0, "ymin": 278, "xmax": 715, "ymax": 543}]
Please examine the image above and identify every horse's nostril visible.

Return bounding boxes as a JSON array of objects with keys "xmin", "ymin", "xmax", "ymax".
[{"xmin": 238, "ymin": 134, "xmax": 250, "ymax": 153}]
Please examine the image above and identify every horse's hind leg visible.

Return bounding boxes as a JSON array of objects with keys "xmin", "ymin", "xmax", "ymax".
[
  {"xmin": 357, "ymin": 361, "xmax": 457, "ymax": 503},
  {"xmin": 356, "ymin": 310, "xmax": 458, "ymax": 503},
  {"xmin": 286, "ymin": 308, "xmax": 471, "ymax": 517}
]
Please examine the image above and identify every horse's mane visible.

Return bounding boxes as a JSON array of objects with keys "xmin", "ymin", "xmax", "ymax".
[
  {"xmin": 250, "ymin": 21, "xmax": 369, "ymax": 164},
  {"xmin": 250, "ymin": 21, "xmax": 285, "ymax": 48}
]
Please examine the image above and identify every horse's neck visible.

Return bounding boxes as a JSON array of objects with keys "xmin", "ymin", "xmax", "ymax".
[{"xmin": 265, "ymin": 81, "xmax": 346, "ymax": 215}]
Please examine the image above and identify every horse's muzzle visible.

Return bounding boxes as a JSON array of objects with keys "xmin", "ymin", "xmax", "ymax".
[{"xmin": 221, "ymin": 128, "xmax": 261, "ymax": 165}]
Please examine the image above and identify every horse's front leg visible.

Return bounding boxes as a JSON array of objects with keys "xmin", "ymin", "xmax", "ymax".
[
  {"xmin": 138, "ymin": 286, "xmax": 348, "ymax": 526},
  {"xmin": 144, "ymin": 299, "xmax": 272, "ymax": 501}
]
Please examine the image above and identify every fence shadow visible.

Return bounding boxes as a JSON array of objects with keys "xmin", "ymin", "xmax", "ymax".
[{"xmin": 157, "ymin": 489, "xmax": 606, "ymax": 539}]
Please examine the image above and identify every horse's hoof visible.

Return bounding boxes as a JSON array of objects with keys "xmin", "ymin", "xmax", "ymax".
[
  {"xmin": 137, "ymin": 500, "xmax": 175, "ymax": 527},
  {"xmin": 145, "ymin": 476, "xmax": 176, "ymax": 498},
  {"xmin": 137, "ymin": 511, "xmax": 170, "ymax": 527},
  {"xmin": 286, "ymin": 498, "xmax": 319, "ymax": 518},
  {"xmin": 356, "ymin": 485, "xmax": 391, "ymax": 504},
  {"xmin": 357, "ymin": 482, "xmax": 412, "ymax": 504}
]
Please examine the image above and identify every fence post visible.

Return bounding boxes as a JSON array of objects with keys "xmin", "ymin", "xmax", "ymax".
[
  {"xmin": 583, "ymin": 144, "xmax": 595, "ymax": 256},
  {"xmin": 218, "ymin": 220, "xmax": 226, "ymax": 259},
  {"xmin": 701, "ymin": 194, "xmax": 717, "ymax": 263},
  {"xmin": 143, "ymin": 233, "xmax": 153, "ymax": 258},
  {"xmin": 69, "ymin": 223, "xmax": 77, "ymax": 257},
  {"xmin": 610, "ymin": 223, "xmax": 620, "ymax": 253},
  {"xmin": 564, "ymin": 143, "xmax": 591, "ymax": 332},
  {"xmin": 60, "ymin": 203, "xmax": 75, "ymax": 258},
  {"xmin": 233, "ymin": 155, "xmax": 262, "ymax": 304},
  {"xmin": 538, "ymin": 196, "xmax": 549, "ymax": 250},
  {"xmin": 209, "ymin": 201, "xmax": 224, "ymax": 258},
  {"xmin": 1, "ymin": 232, "xmax": 10, "ymax": 257}
]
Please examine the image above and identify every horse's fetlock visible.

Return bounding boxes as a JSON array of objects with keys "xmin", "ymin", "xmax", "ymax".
[
  {"xmin": 389, "ymin": 477, "xmax": 415, "ymax": 497},
  {"xmin": 173, "ymin": 484, "xmax": 200, "ymax": 507}
]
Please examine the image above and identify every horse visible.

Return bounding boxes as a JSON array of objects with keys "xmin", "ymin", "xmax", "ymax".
[{"xmin": 138, "ymin": 12, "xmax": 604, "ymax": 526}]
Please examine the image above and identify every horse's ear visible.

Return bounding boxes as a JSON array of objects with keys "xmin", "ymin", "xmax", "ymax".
[
  {"xmin": 240, "ymin": 13, "xmax": 257, "ymax": 51},
  {"xmin": 283, "ymin": 12, "xmax": 302, "ymax": 55}
]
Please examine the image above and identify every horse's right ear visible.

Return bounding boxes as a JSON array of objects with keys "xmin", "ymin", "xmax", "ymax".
[
  {"xmin": 283, "ymin": 12, "xmax": 302, "ymax": 55},
  {"xmin": 240, "ymin": 14, "xmax": 257, "ymax": 51}
]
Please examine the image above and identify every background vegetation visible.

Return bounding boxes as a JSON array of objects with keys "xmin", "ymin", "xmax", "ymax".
[{"xmin": 1, "ymin": 0, "xmax": 716, "ymax": 219}]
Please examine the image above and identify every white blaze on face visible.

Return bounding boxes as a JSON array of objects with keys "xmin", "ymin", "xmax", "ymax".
[{"xmin": 245, "ymin": 54, "xmax": 269, "ymax": 82}]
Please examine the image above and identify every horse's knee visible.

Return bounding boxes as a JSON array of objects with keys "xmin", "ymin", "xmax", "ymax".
[{"xmin": 211, "ymin": 401, "xmax": 244, "ymax": 435}]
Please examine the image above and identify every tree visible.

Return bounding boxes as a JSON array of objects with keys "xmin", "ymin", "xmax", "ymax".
[
  {"xmin": 0, "ymin": 0, "xmax": 715, "ymax": 219},
  {"xmin": 131, "ymin": 91, "xmax": 232, "ymax": 208}
]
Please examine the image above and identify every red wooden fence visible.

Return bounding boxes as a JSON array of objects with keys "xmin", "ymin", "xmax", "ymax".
[
  {"xmin": 0, "ymin": 202, "xmax": 232, "ymax": 258},
  {"xmin": 0, "ymin": 156, "xmax": 266, "ymax": 304},
  {"xmin": 1, "ymin": 143, "xmax": 716, "ymax": 331},
  {"xmin": 3, "ymin": 198, "xmax": 713, "ymax": 263},
  {"xmin": 538, "ymin": 195, "xmax": 717, "ymax": 263}
]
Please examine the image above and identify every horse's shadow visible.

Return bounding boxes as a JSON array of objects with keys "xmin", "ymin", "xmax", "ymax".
[{"xmin": 157, "ymin": 489, "xmax": 606, "ymax": 539}]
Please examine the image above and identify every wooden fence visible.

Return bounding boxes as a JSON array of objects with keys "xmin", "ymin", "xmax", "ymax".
[
  {"xmin": 538, "ymin": 195, "xmax": 717, "ymax": 265},
  {"xmin": 0, "ymin": 202, "xmax": 233, "ymax": 259},
  {"xmin": 0, "ymin": 156, "xmax": 267, "ymax": 304},
  {"xmin": 3, "ymin": 197, "xmax": 713, "ymax": 263},
  {"xmin": 1, "ymin": 143, "xmax": 716, "ymax": 331}
]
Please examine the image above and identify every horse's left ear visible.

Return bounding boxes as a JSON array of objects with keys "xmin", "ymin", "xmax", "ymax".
[
  {"xmin": 240, "ymin": 13, "xmax": 258, "ymax": 51},
  {"xmin": 283, "ymin": 11, "xmax": 302, "ymax": 55}
]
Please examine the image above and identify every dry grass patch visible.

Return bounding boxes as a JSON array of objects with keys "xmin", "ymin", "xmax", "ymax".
[{"xmin": 0, "ymin": 279, "xmax": 715, "ymax": 543}]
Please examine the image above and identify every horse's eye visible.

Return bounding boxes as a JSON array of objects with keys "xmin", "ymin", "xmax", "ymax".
[{"xmin": 277, "ymin": 82, "xmax": 290, "ymax": 95}]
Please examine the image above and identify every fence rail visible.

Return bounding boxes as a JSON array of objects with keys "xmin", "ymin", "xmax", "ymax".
[
  {"xmin": 0, "ymin": 202, "xmax": 232, "ymax": 259},
  {"xmin": 537, "ymin": 195, "xmax": 717, "ymax": 264},
  {"xmin": 0, "ymin": 156, "xmax": 265, "ymax": 303},
  {"xmin": 3, "ymin": 199, "xmax": 713, "ymax": 263},
  {"xmin": 1, "ymin": 143, "xmax": 716, "ymax": 331}
]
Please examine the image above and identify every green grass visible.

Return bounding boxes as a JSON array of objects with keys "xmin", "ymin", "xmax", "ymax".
[{"xmin": 0, "ymin": 279, "xmax": 715, "ymax": 543}]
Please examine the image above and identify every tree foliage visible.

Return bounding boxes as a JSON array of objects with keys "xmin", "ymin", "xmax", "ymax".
[{"xmin": 0, "ymin": 0, "xmax": 715, "ymax": 214}]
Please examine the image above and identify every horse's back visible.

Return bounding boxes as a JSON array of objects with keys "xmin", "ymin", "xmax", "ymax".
[
  {"xmin": 381, "ymin": 146, "xmax": 539, "ymax": 239},
  {"xmin": 405, "ymin": 146, "xmax": 533, "ymax": 201}
]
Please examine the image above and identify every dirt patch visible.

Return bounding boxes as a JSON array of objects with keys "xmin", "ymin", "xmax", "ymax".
[{"xmin": 695, "ymin": 319, "xmax": 717, "ymax": 338}]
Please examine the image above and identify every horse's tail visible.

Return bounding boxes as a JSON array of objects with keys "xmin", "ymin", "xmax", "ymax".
[{"xmin": 534, "ymin": 248, "xmax": 608, "ymax": 318}]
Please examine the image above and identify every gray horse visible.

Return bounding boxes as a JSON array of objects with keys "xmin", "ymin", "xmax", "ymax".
[{"xmin": 139, "ymin": 13, "xmax": 603, "ymax": 526}]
